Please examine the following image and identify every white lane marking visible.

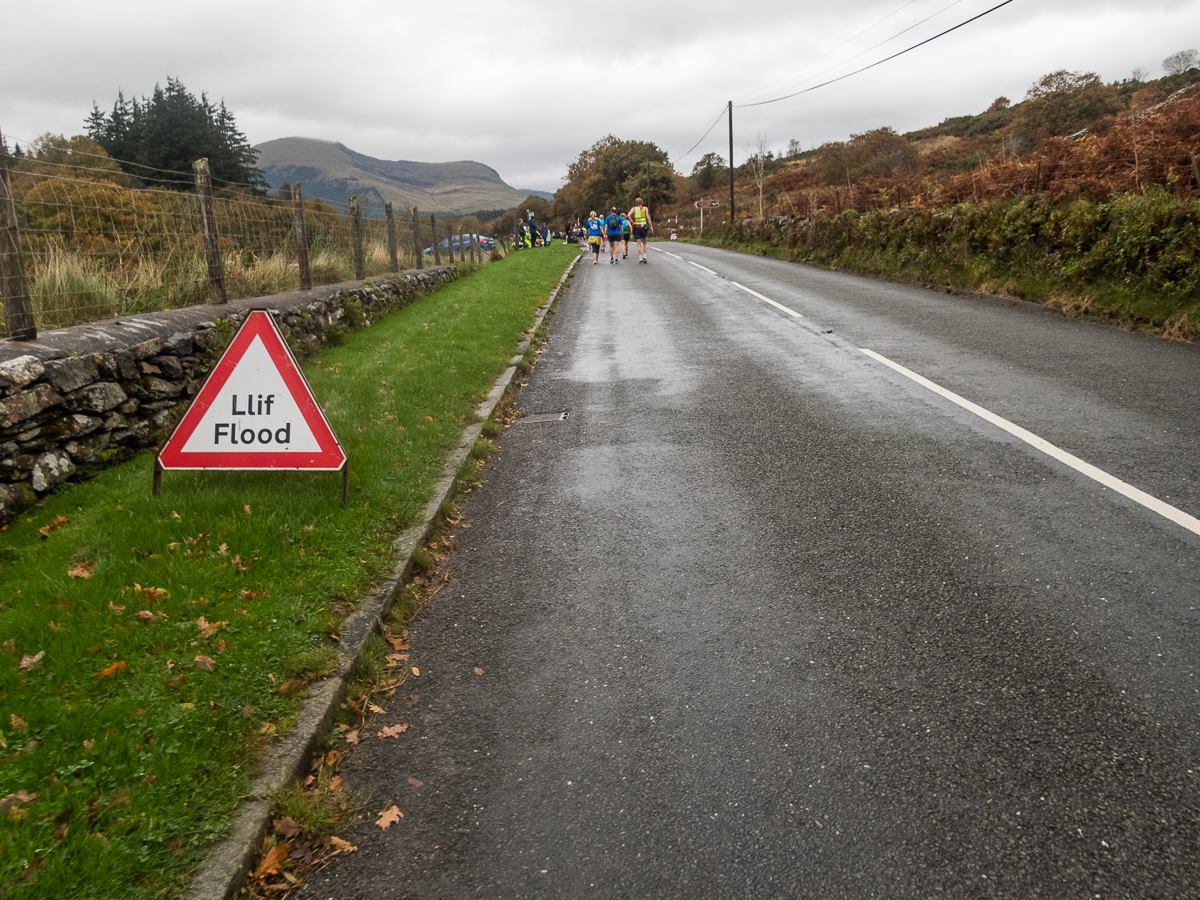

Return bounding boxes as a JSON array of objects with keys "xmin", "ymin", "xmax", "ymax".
[
  {"xmin": 688, "ymin": 260, "xmax": 718, "ymax": 275},
  {"xmin": 663, "ymin": 251, "xmax": 683, "ymax": 259},
  {"xmin": 730, "ymin": 281, "xmax": 803, "ymax": 318},
  {"xmin": 860, "ymin": 348, "xmax": 1200, "ymax": 537}
]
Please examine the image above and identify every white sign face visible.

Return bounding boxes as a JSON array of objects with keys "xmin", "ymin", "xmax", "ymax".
[
  {"xmin": 158, "ymin": 310, "xmax": 345, "ymax": 472},
  {"xmin": 180, "ymin": 335, "xmax": 323, "ymax": 455}
]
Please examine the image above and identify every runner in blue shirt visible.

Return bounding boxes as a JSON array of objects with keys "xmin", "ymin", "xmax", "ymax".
[
  {"xmin": 604, "ymin": 207, "xmax": 623, "ymax": 264},
  {"xmin": 586, "ymin": 211, "xmax": 605, "ymax": 265}
]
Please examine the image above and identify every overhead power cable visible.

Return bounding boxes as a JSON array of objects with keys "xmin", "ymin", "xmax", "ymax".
[
  {"xmin": 674, "ymin": 105, "xmax": 731, "ymax": 166},
  {"xmin": 736, "ymin": 0, "xmax": 1017, "ymax": 108},
  {"xmin": 732, "ymin": 0, "xmax": 923, "ymax": 104}
]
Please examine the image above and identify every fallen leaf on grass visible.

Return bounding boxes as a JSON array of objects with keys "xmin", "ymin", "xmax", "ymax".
[
  {"xmin": 94, "ymin": 659, "xmax": 127, "ymax": 680},
  {"xmin": 344, "ymin": 729, "xmax": 361, "ymax": 746},
  {"xmin": 194, "ymin": 655, "xmax": 216, "ymax": 672},
  {"xmin": 196, "ymin": 617, "xmax": 228, "ymax": 639},
  {"xmin": 38, "ymin": 516, "xmax": 69, "ymax": 538},
  {"xmin": 107, "ymin": 602, "xmax": 125, "ymax": 615},
  {"xmin": 19, "ymin": 858, "xmax": 45, "ymax": 885},
  {"xmin": 19, "ymin": 652, "xmax": 45, "ymax": 671},
  {"xmin": 10, "ymin": 714, "xmax": 26, "ymax": 730},
  {"xmin": 134, "ymin": 610, "xmax": 156, "ymax": 625},
  {"xmin": 376, "ymin": 806, "xmax": 403, "ymax": 829},
  {"xmin": 378, "ymin": 723, "xmax": 409, "ymax": 739},
  {"xmin": 68, "ymin": 561, "xmax": 96, "ymax": 579},
  {"xmin": 330, "ymin": 836, "xmax": 357, "ymax": 854},
  {"xmin": 279, "ymin": 678, "xmax": 305, "ymax": 694}
]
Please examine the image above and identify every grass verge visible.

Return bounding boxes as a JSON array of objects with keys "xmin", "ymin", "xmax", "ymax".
[{"xmin": 0, "ymin": 244, "xmax": 577, "ymax": 898}]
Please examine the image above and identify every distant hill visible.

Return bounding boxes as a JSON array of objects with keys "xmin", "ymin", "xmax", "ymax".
[
  {"xmin": 253, "ymin": 137, "xmax": 534, "ymax": 216},
  {"xmin": 518, "ymin": 189, "xmax": 555, "ymax": 202}
]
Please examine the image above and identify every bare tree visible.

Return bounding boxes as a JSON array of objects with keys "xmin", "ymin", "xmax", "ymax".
[
  {"xmin": 1162, "ymin": 49, "xmax": 1198, "ymax": 75},
  {"xmin": 745, "ymin": 131, "xmax": 769, "ymax": 218},
  {"xmin": 1131, "ymin": 67, "xmax": 1148, "ymax": 83},
  {"xmin": 786, "ymin": 138, "xmax": 802, "ymax": 158}
]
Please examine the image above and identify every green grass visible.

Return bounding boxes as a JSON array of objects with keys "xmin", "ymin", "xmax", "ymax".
[{"xmin": 0, "ymin": 243, "xmax": 576, "ymax": 899}]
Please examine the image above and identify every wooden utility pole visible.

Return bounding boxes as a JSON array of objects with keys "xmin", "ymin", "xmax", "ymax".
[
  {"xmin": 430, "ymin": 214, "xmax": 441, "ymax": 265},
  {"xmin": 728, "ymin": 101, "xmax": 735, "ymax": 224},
  {"xmin": 192, "ymin": 159, "xmax": 227, "ymax": 302},
  {"xmin": 0, "ymin": 127, "xmax": 36, "ymax": 339},
  {"xmin": 385, "ymin": 203, "xmax": 399, "ymax": 272},
  {"xmin": 290, "ymin": 184, "xmax": 311, "ymax": 290},
  {"xmin": 410, "ymin": 208, "xmax": 423, "ymax": 269},
  {"xmin": 349, "ymin": 196, "xmax": 364, "ymax": 280}
]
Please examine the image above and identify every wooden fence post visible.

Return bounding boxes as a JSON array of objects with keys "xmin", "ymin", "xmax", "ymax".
[
  {"xmin": 290, "ymin": 184, "xmax": 311, "ymax": 290},
  {"xmin": 349, "ymin": 196, "xmax": 364, "ymax": 280},
  {"xmin": 0, "ymin": 132, "xmax": 36, "ymax": 340},
  {"xmin": 192, "ymin": 158, "xmax": 227, "ymax": 302},
  {"xmin": 429, "ymin": 214, "xmax": 441, "ymax": 265},
  {"xmin": 385, "ymin": 202, "xmax": 399, "ymax": 272},
  {"xmin": 469, "ymin": 231, "xmax": 476, "ymax": 264},
  {"xmin": 410, "ymin": 208, "xmax": 423, "ymax": 270}
]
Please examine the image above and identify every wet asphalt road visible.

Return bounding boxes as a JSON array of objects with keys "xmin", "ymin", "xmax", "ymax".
[{"xmin": 302, "ymin": 244, "xmax": 1200, "ymax": 899}]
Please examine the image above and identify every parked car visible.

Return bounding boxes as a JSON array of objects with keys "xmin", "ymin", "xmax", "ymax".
[{"xmin": 424, "ymin": 233, "xmax": 496, "ymax": 255}]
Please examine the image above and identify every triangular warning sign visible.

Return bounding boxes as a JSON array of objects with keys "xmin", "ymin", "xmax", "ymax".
[{"xmin": 157, "ymin": 310, "xmax": 346, "ymax": 471}]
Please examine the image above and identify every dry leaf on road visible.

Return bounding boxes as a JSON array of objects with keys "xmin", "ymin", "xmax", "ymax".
[
  {"xmin": 377, "ymin": 723, "xmax": 409, "ymax": 739},
  {"xmin": 376, "ymin": 806, "xmax": 403, "ymax": 829},
  {"xmin": 330, "ymin": 836, "xmax": 357, "ymax": 854},
  {"xmin": 273, "ymin": 816, "xmax": 302, "ymax": 838}
]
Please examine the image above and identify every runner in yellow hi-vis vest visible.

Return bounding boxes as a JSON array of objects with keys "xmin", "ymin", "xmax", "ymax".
[{"xmin": 627, "ymin": 198, "xmax": 654, "ymax": 264}]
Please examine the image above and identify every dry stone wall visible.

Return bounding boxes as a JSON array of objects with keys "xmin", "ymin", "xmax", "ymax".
[{"xmin": 0, "ymin": 266, "xmax": 460, "ymax": 524}]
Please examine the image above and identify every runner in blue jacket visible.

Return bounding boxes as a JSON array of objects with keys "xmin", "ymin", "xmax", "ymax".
[{"xmin": 604, "ymin": 207, "xmax": 623, "ymax": 264}]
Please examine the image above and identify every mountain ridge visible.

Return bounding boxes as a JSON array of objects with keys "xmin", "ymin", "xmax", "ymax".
[{"xmin": 253, "ymin": 137, "xmax": 537, "ymax": 216}]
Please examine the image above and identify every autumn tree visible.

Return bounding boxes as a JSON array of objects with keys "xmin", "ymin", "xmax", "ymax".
[
  {"xmin": 1011, "ymin": 70, "xmax": 1122, "ymax": 137},
  {"xmin": 10, "ymin": 134, "xmax": 129, "ymax": 196},
  {"xmin": 556, "ymin": 136, "xmax": 676, "ymax": 217},
  {"xmin": 813, "ymin": 127, "xmax": 918, "ymax": 186}
]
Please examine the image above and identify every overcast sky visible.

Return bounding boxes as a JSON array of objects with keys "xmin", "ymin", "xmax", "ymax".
[{"xmin": 3, "ymin": 0, "xmax": 1198, "ymax": 194}]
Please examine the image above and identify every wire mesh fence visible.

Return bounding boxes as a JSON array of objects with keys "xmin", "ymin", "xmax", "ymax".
[{"xmin": 0, "ymin": 150, "xmax": 501, "ymax": 339}]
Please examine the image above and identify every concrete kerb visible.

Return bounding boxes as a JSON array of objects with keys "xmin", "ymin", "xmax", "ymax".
[{"xmin": 186, "ymin": 252, "xmax": 580, "ymax": 900}]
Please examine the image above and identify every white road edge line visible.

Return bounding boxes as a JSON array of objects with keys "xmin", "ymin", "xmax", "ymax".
[
  {"xmin": 860, "ymin": 348, "xmax": 1200, "ymax": 537},
  {"xmin": 688, "ymin": 260, "xmax": 718, "ymax": 275},
  {"xmin": 730, "ymin": 281, "xmax": 803, "ymax": 319}
]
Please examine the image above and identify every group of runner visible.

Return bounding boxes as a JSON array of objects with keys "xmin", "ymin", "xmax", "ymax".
[{"xmin": 585, "ymin": 200, "xmax": 654, "ymax": 265}]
